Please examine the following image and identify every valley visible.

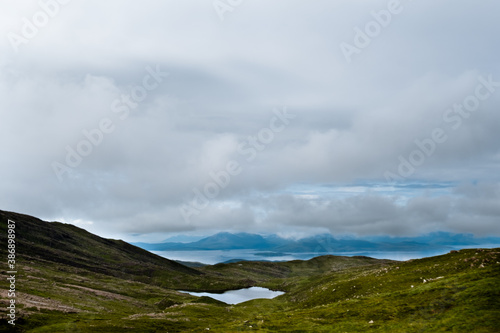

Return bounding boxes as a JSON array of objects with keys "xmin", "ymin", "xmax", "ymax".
[{"xmin": 1, "ymin": 210, "xmax": 499, "ymax": 332}]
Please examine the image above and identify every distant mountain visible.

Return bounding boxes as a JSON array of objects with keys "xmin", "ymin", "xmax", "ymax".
[
  {"xmin": 191, "ymin": 232, "xmax": 271, "ymax": 250},
  {"xmin": 270, "ymin": 234, "xmax": 435, "ymax": 252},
  {"xmin": 136, "ymin": 232, "xmax": 282, "ymax": 251},
  {"xmin": 131, "ymin": 231, "xmax": 499, "ymax": 253},
  {"xmin": 365, "ymin": 231, "xmax": 500, "ymax": 247},
  {"xmin": 161, "ymin": 234, "xmax": 205, "ymax": 243}
]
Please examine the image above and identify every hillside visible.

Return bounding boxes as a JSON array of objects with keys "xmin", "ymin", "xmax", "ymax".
[
  {"xmin": 1, "ymin": 210, "xmax": 499, "ymax": 332},
  {"xmin": 0, "ymin": 210, "xmax": 200, "ymax": 280}
]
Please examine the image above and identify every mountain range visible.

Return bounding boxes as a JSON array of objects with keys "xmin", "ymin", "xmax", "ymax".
[{"xmin": 133, "ymin": 231, "xmax": 500, "ymax": 253}]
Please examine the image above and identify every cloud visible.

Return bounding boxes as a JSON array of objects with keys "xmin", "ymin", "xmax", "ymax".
[{"xmin": 0, "ymin": 1, "xmax": 499, "ymax": 238}]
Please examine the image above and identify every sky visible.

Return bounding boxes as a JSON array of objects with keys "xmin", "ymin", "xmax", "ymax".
[{"xmin": 1, "ymin": 0, "xmax": 499, "ymax": 242}]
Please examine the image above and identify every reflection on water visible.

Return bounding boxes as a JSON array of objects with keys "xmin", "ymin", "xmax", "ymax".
[{"xmin": 179, "ymin": 287, "xmax": 285, "ymax": 305}]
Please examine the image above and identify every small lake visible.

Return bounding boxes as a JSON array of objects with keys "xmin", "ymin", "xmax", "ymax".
[{"xmin": 179, "ymin": 287, "xmax": 285, "ymax": 304}]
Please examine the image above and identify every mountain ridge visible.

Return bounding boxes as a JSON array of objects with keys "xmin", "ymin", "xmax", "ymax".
[
  {"xmin": 0, "ymin": 210, "xmax": 202, "ymax": 280},
  {"xmin": 133, "ymin": 231, "xmax": 500, "ymax": 253}
]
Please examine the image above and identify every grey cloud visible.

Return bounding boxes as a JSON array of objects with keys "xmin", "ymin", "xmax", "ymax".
[{"xmin": 0, "ymin": 1, "xmax": 499, "ymax": 238}]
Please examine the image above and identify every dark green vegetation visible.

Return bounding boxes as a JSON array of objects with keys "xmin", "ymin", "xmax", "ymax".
[{"xmin": 1, "ymin": 210, "xmax": 499, "ymax": 332}]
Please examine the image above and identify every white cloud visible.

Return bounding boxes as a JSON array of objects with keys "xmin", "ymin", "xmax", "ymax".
[{"xmin": 1, "ymin": 0, "xmax": 499, "ymax": 238}]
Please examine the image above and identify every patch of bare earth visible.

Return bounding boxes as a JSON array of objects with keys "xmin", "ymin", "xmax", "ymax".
[{"xmin": 0, "ymin": 289, "xmax": 80, "ymax": 314}]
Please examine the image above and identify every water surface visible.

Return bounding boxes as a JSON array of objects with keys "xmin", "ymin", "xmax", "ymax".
[
  {"xmin": 152, "ymin": 248, "xmax": 453, "ymax": 264},
  {"xmin": 179, "ymin": 287, "xmax": 285, "ymax": 304}
]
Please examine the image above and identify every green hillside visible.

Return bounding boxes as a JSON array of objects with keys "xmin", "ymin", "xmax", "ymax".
[{"xmin": 1, "ymin": 210, "xmax": 499, "ymax": 332}]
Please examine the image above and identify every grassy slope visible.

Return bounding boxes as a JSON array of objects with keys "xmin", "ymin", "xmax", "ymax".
[
  {"xmin": 1, "ymin": 210, "xmax": 499, "ymax": 332},
  {"xmin": 0, "ymin": 210, "xmax": 275, "ymax": 291},
  {"xmin": 0, "ymin": 210, "xmax": 200, "ymax": 278}
]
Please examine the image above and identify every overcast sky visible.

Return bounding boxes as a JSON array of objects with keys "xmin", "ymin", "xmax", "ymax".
[{"xmin": 1, "ymin": 0, "xmax": 499, "ymax": 242}]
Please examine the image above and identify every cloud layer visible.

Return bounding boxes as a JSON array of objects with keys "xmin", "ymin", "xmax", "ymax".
[{"xmin": 1, "ymin": 0, "xmax": 499, "ymax": 240}]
